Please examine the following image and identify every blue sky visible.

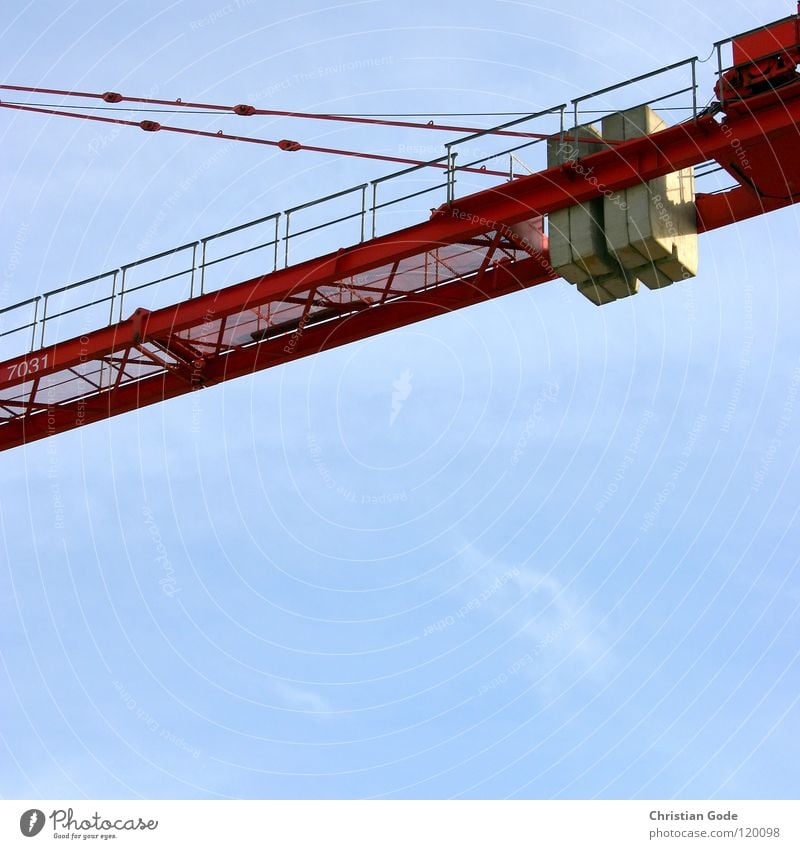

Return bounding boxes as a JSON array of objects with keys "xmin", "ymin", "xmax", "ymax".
[{"xmin": 1, "ymin": 0, "xmax": 799, "ymax": 799}]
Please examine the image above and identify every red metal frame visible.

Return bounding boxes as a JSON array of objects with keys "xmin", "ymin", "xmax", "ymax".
[
  {"xmin": 2, "ymin": 15, "xmax": 800, "ymax": 452},
  {"xmin": 716, "ymin": 5, "xmax": 800, "ymax": 101}
]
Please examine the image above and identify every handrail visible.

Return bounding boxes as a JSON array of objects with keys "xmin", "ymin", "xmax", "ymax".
[{"xmin": 0, "ymin": 50, "xmax": 705, "ymax": 357}]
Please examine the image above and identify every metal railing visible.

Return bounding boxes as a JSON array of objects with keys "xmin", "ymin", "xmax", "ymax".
[
  {"xmin": 0, "ymin": 51, "xmax": 707, "ymax": 359},
  {"xmin": 569, "ymin": 56, "xmax": 700, "ymax": 142}
]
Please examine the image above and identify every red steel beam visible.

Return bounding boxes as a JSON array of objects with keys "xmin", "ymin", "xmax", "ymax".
[{"xmin": 0, "ymin": 255, "xmax": 553, "ymax": 450}]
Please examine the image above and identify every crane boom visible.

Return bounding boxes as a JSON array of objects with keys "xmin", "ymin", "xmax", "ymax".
[{"xmin": 1, "ymin": 9, "xmax": 799, "ymax": 452}]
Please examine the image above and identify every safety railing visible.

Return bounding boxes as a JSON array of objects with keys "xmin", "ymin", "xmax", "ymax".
[
  {"xmin": 568, "ymin": 56, "xmax": 700, "ymax": 140},
  {"xmin": 443, "ymin": 105, "xmax": 567, "ymax": 204},
  {"xmin": 0, "ymin": 50, "xmax": 707, "ymax": 358}
]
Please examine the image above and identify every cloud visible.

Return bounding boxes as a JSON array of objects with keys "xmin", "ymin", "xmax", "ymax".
[
  {"xmin": 271, "ymin": 682, "xmax": 332, "ymax": 715},
  {"xmin": 452, "ymin": 541, "xmax": 615, "ymax": 696}
]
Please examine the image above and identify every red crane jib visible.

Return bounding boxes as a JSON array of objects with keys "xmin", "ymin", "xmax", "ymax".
[{"xmin": 2, "ymin": 11, "xmax": 800, "ymax": 452}]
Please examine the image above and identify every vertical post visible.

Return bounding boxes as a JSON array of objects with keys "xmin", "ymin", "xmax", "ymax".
[
  {"xmin": 716, "ymin": 43, "xmax": 724, "ymax": 108},
  {"xmin": 573, "ymin": 100, "xmax": 579, "ymax": 148},
  {"xmin": 691, "ymin": 57, "xmax": 698, "ymax": 120},
  {"xmin": 445, "ymin": 144, "xmax": 452, "ymax": 204},
  {"xmin": 39, "ymin": 294, "xmax": 48, "ymax": 348},
  {"xmin": 446, "ymin": 146, "xmax": 457, "ymax": 204},
  {"xmin": 200, "ymin": 239, "xmax": 208, "ymax": 295},
  {"xmin": 509, "ymin": 153, "xmax": 514, "ymax": 182},
  {"xmin": 119, "ymin": 267, "xmax": 127, "ymax": 322},
  {"xmin": 273, "ymin": 215, "xmax": 280, "ymax": 272},
  {"xmin": 190, "ymin": 242, "xmax": 197, "ymax": 299},
  {"xmin": 371, "ymin": 182, "xmax": 378, "ymax": 239},
  {"xmin": 284, "ymin": 211, "xmax": 291, "ymax": 268},
  {"xmin": 360, "ymin": 184, "xmax": 367, "ymax": 242},
  {"xmin": 30, "ymin": 297, "xmax": 40, "ymax": 352},
  {"xmin": 559, "ymin": 105, "xmax": 565, "ymax": 147},
  {"xmin": 108, "ymin": 271, "xmax": 118, "ymax": 325}
]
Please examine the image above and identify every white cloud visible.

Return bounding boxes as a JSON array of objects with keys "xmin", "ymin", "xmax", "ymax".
[
  {"xmin": 272, "ymin": 681, "xmax": 332, "ymax": 715},
  {"xmin": 452, "ymin": 541, "xmax": 615, "ymax": 697}
]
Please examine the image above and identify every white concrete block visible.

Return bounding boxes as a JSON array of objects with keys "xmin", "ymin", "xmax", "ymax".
[
  {"xmin": 547, "ymin": 126, "xmax": 638, "ymax": 303},
  {"xmin": 602, "ymin": 105, "xmax": 698, "ymax": 289}
]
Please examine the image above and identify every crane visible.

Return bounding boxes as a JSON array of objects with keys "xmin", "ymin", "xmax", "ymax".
[{"xmin": 0, "ymin": 7, "xmax": 799, "ymax": 453}]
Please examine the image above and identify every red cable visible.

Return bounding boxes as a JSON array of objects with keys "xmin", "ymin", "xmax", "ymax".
[
  {"xmin": 0, "ymin": 101, "xmax": 510, "ymax": 176},
  {"xmin": 0, "ymin": 83, "xmax": 612, "ymax": 144}
]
